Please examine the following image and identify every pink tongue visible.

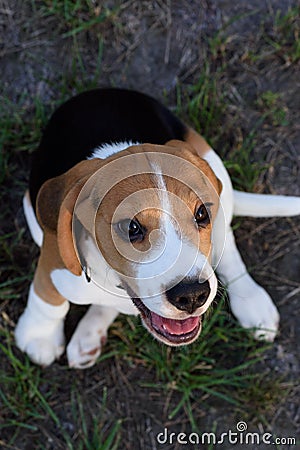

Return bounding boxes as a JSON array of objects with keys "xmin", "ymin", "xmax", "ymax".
[{"xmin": 151, "ymin": 312, "xmax": 199, "ymax": 335}]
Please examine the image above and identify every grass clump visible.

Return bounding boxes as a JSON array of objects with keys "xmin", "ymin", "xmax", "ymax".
[
  {"xmin": 0, "ymin": 324, "xmax": 121, "ymax": 449},
  {"xmin": 0, "ymin": 96, "xmax": 47, "ymax": 176},
  {"xmin": 176, "ymin": 66, "xmax": 226, "ymax": 148},
  {"xmin": 41, "ymin": 0, "xmax": 116, "ymax": 38},
  {"xmin": 176, "ymin": 74, "xmax": 267, "ymax": 192},
  {"xmin": 65, "ymin": 389, "xmax": 121, "ymax": 450},
  {"xmin": 0, "ymin": 327, "xmax": 45, "ymax": 427},
  {"xmin": 110, "ymin": 296, "xmax": 275, "ymax": 426},
  {"xmin": 269, "ymin": 6, "xmax": 300, "ymax": 65},
  {"xmin": 256, "ymin": 90, "xmax": 289, "ymax": 127},
  {"xmin": 223, "ymin": 122, "xmax": 269, "ymax": 192},
  {"xmin": 236, "ymin": 377, "xmax": 292, "ymax": 421}
]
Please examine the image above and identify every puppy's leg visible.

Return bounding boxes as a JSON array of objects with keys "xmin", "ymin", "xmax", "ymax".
[
  {"xmin": 15, "ymin": 283, "xmax": 69, "ymax": 365},
  {"xmin": 217, "ymin": 228, "xmax": 279, "ymax": 341},
  {"xmin": 15, "ymin": 233, "xmax": 70, "ymax": 366},
  {"xmin": 67, "ymin": 305, "xmax": 118, "ymax": 369}
]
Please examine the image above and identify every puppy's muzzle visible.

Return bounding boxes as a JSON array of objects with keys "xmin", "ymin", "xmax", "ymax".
[{"xmin": 166, "ymin": 280, "xmax": 210, "ymax": 314}]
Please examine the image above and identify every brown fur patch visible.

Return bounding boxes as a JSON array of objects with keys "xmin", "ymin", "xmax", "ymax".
[{"xmin": 33, "ymin": 233, "xmax": 67, "ymax": 306}]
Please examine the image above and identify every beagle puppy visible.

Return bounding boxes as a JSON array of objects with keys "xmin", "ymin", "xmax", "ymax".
[{"xmin": 15, "ymin": 88, "xmax": 300, "ymax": 368}]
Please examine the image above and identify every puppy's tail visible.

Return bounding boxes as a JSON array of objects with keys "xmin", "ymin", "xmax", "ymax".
[
  {"xmin": 23, "ymin": 190, "xmax": 43, "ymax": 247},
  {"xmin": 233, "ymin": 190, "xmax": 300, "ymax": 217}
]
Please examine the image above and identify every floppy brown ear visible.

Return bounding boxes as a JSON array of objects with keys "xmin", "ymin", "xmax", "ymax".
[{"xmin": 36, "ymin": 159, "xmax": 103, "ymax": 275}]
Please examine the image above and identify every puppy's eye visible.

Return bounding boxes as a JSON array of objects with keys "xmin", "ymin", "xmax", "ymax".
[
  {"xmin": 194, "ymin": 204, "xmax": 210, "ymax": 228},
  {"xmin": 117, "ymin": 219, "xmax": 145, "ymax": 242}
]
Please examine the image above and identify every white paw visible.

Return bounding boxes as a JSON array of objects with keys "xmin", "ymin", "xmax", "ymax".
[
  {"xmin": 229, "ymin": 285, "xmax": 280, "ymax": 342},
  {"xmin": 66, "ymin": 304, "xmax": 118, "ymax": 369},
  {"xmin": 67, "ymin": 328, "xmax": 107, "ymax": 369},
  {"xmin": 23, "ymin": 338, "xmax": 64, "ymax": 366},
  {"xmin": 15, "ymin": 310, "xmax": 65, "ymax": 366}
]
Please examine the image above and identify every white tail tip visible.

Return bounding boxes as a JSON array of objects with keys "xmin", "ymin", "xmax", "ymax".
[
  {"xmin": 23, "ymin": 191, "xmax": 43, "ymax": 247},
  {"xmin": 233, "ymin": 190, "xmax": 300, "ymax": 218}
]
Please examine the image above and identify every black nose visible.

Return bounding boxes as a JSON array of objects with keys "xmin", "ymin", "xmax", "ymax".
[{"xmin": 166, "ymin": 280, "xmax": 210, "ymax": 314}]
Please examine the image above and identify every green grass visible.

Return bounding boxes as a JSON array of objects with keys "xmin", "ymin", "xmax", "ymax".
[
  {"xmin": 58, "ymin": 35, "xmax": 104, "ymax": 95},
  {"xmin": 109, "ymin": 295, "xmax": 283, "ymax": 427},
  {"xmin": 207, "ymin": 9, "xmax": 260, "ymax": 65},
  {"xmin": 0, "ymin": 327, "xmax": 120, "ymax": 448},
  {"xmin": 176, "ymin": 64, "xmax": 226, "ymax": 148},
  {"xmin": 0, "ymin": 296, "xmax": 287, "ymax": 444},
  {"xmin": 244, "ymin": 6, "xmax": 300, "ymax": 65},
  {"xmin": 176, "ymin": 74, "xmax": 268, "ymax": 192},
  {"xmin": 0, "ymin": 327, "xmax": 45, "ymax": 426},
  {"xmin": 40, "ymin": 0, "xmax": 116, "ymax": 38},
  {"xmin": 235, "ymin": 376, "xmax": 293, "ymax": 421},
  {"xmin": 256, "ymin": 90, "xmax": 289, "ymax": 127},
  {"xmin": 0, "ymin": 96, "xmax": 47, "ymax": 187},
  {"xmin": 268, "ymin": 6, "xmax": 300, "ymax": 64},
  {"xmin": 223, "ymin": 121, "xmax": 269, "ymax": 192},
  {"xmin": 72, "ymin": 389, "xmax": 121, "ymax": 450}
]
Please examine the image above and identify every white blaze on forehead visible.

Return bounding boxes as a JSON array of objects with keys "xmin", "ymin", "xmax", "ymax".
[
  {"xmin": 151, "ymin": 163, "xmax": 166, "ymax": 189},
  {"xmin": 150, "ymin": 162, "xmax": 179, "ymax": 247},
  {"xmin": 127, "ymin": 162, "xmax": 214, "ymax": 299},
  {"xmin": 150, "ymin": 162, "xmax": 182, "ymax": 275},
  {"xmin": 150, "ymin": 162, "xmax": 172, "ymax": 218}
]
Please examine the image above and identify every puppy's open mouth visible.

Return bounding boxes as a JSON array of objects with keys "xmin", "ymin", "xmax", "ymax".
[{"xmin": 132, "ymin": 298, "xmax": 201, "ymax": 345}]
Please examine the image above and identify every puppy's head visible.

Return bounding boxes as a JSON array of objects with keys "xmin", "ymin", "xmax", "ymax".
[{"xmin": 37, "ymin": 141, "xmax": 222, "ymax": 346}]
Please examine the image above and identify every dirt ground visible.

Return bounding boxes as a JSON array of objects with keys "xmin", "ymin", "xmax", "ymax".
[{"xmin": 1, "ymin": 0, "xmax": 299, "ymax": 449}]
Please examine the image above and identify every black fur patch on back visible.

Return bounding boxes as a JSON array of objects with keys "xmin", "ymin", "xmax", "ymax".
[{"xmin": 29, "ymin": 88, "xmax": 187, "ymax": 210}]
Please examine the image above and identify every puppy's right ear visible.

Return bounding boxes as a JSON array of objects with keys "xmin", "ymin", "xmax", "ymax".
[
  {"xmin": 36, "ymin": 159, "xmax": 103, "ymax": 275},
  {"xmin": 36, "ymin": 176, "xmax": 65, "ymax": 234}
]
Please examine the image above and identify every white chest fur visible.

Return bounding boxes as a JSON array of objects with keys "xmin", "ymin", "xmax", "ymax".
[
  {"xmin": 51, "ymin": 232, "xmax": 138, "ymax": 315},
  {"xmin": 51, "ymin": 268, "xmax": 138, "ymax": 315}
]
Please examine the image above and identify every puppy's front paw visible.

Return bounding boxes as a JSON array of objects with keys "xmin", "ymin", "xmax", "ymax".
[
  {"xmin": 229, "ymin": 285, "xmax": 280, "ymax": 342},
  {"xmin": 67, "ymin": 328, "xmax": 107, "ymax": 369},
  {"xmin": 22, "ymin": 338, "xmax": 65, "ymax": 366},
  {"xmin": 66, "ymin": 305, "xmax": 118, "ymax": 369},
  {"xmin": 15, "ymin": 310, "xmax": 65, "ymax": 366}
]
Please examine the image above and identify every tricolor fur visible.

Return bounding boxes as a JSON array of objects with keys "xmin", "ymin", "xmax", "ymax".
[{"xmin": 15, "ymin": 88, "xmax": 300, "ymax": 369}]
